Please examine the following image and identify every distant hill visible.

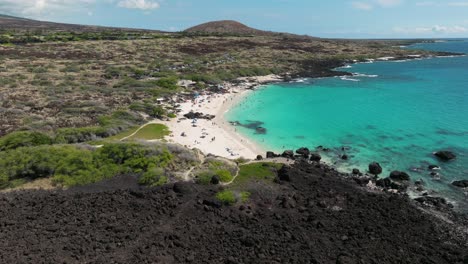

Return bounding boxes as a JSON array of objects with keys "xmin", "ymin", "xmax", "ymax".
[
  {"xmin": 184, "ymin": 20, "xmax": 267, "ymax": 35},
  {"xmin": 0, "ymin": 14, "xmax": 161, "ymax": 33},
  {"xmin": 184, "ymin": 20, "xmax": 319, "ymax": 40}
]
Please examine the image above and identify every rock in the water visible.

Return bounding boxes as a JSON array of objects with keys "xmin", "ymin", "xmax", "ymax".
[
  {"xmin": 210, "ymin": 176, "xmax": 220, "ymax": 185},
  {"xmin": 277, "ymin": 165, "xmax": 291, "ymax": 181},
  {"xmin": 352, "ymin": 169, "xmax": 360, "ymax": 175},
  {"xmin": 452, "ymin": 180, "xmax": 468, "ymax": 188},
  {"xmin": 377, "ymin": 177, "xmax": 409, "ymax": 191},
  {"xmin": 256, "ymin": 155, "xmax": 263, "ymax": 161},
  {"xmin": 296, "ymin": 147, "xmax": 310, "ymax": 156},
  {"xmin": 255, "ymin": 127, "xmax": 267, "ymax": 134},
  {"xmin": 428, "ymin": 165, "xmax": 440, "ymax": 170},
  {"xmin": 310, "ymin": 153, "xmax": 322, "ymax": 162},
  {"xmin": 389, "ymin": 171, "xmax": 410, "ymax": 181},
  {"xmin": 266, "ymin": 151, "xmax": 276, "ymax": 159},
  {"xmin": 369, "ymin": 162, "xmax": 382, "ymax": 176},
  {"xmin": 341, "ymin": 154, "xmax": 349, "ymax": 160},
  {"xmin": 282, "ymin": 150, "xmax": 294, "ymax": 159},
  {"xmin": 434, "ymin": 151, "xmax": 456, "ymax": 161}
]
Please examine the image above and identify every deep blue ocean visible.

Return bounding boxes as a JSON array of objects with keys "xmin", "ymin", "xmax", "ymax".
[{"xmin": 227, "ymin": 39, "xmax": 468, "ymax": 210}]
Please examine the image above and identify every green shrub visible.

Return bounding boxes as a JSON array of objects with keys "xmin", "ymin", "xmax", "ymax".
[
  {"xmin": 195, "ymin": 171, "xmax": 213, "ymax": 185},
  {"xmin": 240, "ymin": 191, "xmax": 251, "ymax": 202},
  {"xmin": 215, "ymin": 169, "xmax": 233, "ymax": 183},
  {"xmin": 156, "ymin": 77, "xmax": 178, "ymax": 90},
  {"xmin": 0, "ymin": 131, "xmax": 53, "ymax": 151},
  {"xmin": 138, "ymin": 167, "xmax": 168, "ymax": 187},
  {"xmin": 216, "ymin": 190, "xmax": 236, "ymax": 205},
  {"xmin": 0, "ymin": 142, "xmax": 174, "ymax": 189}
]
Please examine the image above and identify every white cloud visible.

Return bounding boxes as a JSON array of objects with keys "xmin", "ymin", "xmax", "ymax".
[
  {"xmin": 0, "ymin": 0, "xmax": 95, "ymax": 17},
  {"xmin": 448, "ymin": 2, "xmax": 468, "ymax": 6},
  {"xmin": 117, "ymin": 0, "xmax": 159, "ymax": 10},
  {"xmin": 415, "ymin": 1, "xmax": 436, "ymax": 6},
  {"xmin": 352, "ymin": 1, "xmax": 374, "ymax": 10},
  {"xmin": 376, "ymin": 0, "xmax": 402, "ymax": 7},
  {"xmin": 393, "ymin": 25, "xmax": 468, "ymax": 34}
]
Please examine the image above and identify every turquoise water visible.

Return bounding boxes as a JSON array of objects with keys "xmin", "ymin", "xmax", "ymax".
[{"xmin": 227, "ymin": 40, "xmax": 468, "ymax": 210}]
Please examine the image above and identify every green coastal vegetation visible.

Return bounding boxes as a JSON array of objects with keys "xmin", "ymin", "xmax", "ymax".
[{"xmin": 0, "ymin": 15, "xmax": 446, "ymax": 195}]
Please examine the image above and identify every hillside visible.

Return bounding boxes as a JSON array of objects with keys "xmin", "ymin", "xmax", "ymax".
[
  {"xmin": 184, "ymin": 20, "xmax": 273, "ymax": 35},
  {"xmin": 0, "ymin": 13, "xmax": 160, "ymax": 33}
]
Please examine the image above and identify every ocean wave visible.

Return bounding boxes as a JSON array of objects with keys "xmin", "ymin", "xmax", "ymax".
[
  {"xmin": 341, "ymin": 65, "xmax": 353, "ymax": 69},
  {"xmin": 377, "ymin": 57, "xmax": 395, "ymax": 61},
  {"xmin": 352, "ymin": 73, "xmax": 378, "ymax": 78},
  {"xmin": 340, "ymin": 76, "xmax": 360, "ymax": 82}
]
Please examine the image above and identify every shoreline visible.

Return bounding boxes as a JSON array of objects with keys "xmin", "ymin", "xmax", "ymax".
[{"xmin": 162, "ymin": 74, "xmax": 283, "ymax": 159}]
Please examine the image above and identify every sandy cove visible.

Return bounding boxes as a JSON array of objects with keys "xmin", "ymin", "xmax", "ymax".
[{"xmin": 162, "ymin": 75, "xmax": 282, "ymax": 159}]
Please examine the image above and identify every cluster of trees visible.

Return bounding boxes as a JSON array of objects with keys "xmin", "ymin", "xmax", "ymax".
[{"xmin": 0, "ymin": 142, "xmax": 173, "ymax": 188}]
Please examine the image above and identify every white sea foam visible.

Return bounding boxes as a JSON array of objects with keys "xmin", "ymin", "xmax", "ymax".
[
  {"xmin": 353, "ymin": 73, "xmax": 378, "ymax": 78},
  {"xmin": 341, "ymin": 65, "xmax": 353, "ymax": 69},
  {"xmin": 377, "ymin": 57, "xmax": 395, "ymax": 61},
  {"xmin": 340, "ymin": 76, "xmax": 360, "ymax": 82}
]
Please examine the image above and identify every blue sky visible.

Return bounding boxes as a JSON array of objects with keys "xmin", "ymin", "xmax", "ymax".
[{"xmin": 1, "ymin": 0, "xmax": 468, "ymax": 38}]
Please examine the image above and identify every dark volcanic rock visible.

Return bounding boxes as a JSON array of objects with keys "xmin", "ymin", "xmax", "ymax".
[
  {"xmin": 414, "ymin": 196, "xmax": 453, "ymax": 209},
  {"xmin": 310, "ymin": 153, "xmax": 322, "ymax": 162},
  {"xmin": 341, "ymin": 154, "xmax": 349, "ymax": 160},
  {"xmin": 277, "ymin": 165, "xmax": 291, "ymax": 182},
  {"xmin": 452, "ymin": 180, "xmax": 468, "ymax": 188},
  {"xmin": 389, "ymin": 171, "xmax": 410, "ymax": 181},
  {"xmin": 0, "ymin": 161, "xmax": 466, "ymax": 263},
  {"xmin": 210, "ymin": 176, "xmax": 220, "ymax": 185},
  {"xmin": 434, "ymin": 151, "xmax": 456, "ymax": 161},
  {"xmin": 428, "ymin": 165, "xmax": 441, "ymax": 170},
  {"xmin": 369, "ymin": 162, "xmax": 383, "ymax": 176},
  {"xmin": 281, "ymin": 150, "xmax": 294, "ymax": 159},
  {"xmin": 173, "ymin": 182, "xmax": 195, "ymax": 194},
  {"xmin": 352, "ymin": 169, "xmax": 360, "ymax": 175},
  {"xmin": 266, "ymin": 151, "xmax": 276, "ymax": 159},
  {"xmin": 183, "ymin": 111, "xmax": 215, "ymax": 120},
  {"xmin": 296, "ymin": 147, "xmax": 310, "ymax": 156},
  {"xmin": 256, "ymin": 155, "xmax": 263, "ymax": 161}
]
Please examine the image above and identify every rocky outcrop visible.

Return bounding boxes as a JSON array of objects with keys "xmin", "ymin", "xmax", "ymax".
[
  {"xmin": 183, "ymin": 111, "xmax": 215, "ymax": 120},
  {"xmin": 452, "ymin": 180, "xmax": 468, "ymax": 188},
  {"xmin": 296, "ymin": 147, "xmax": 310, "ymax": 157},
  {"xmin": 389, "ymin": 171, "xmax": 410, "ymax": 181},
  {"xmin": 434, "ymin": 151, "xmax": 456, "ymax": 161},
  {"xmin": 277, "ymin": 165, "xmax": 291, "ymax": 181},
  {"xmin": 281, "ymin": 150, "xmax": 294, "ymax": 159},
  {"xmin": 369, "ymin": 162, "xmax": 383, "ymax": 176},
  {"xmin": 310, "ymin": 153, "xmax": 322, "ymax": 162}
]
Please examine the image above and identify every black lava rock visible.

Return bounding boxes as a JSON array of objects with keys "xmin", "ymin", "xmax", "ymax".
[
  {"xmin": 296, "ymin": 147, "xmax": 310, "ymax": 156},
  {"xmin": 266, "ymin": 151, "xmax": 276, "ymax": 159},
  {"xmin": 210, "ymin": 176, "xmax": 220, "ymax": 185},
  {"xmin": 369, "ymin": 162, "xmax": 383, "ymax": 176},
  {"xmin": 277, "ymin": 165, "xmax": 291, "ymax": 182},
  {"xmin": 452, "ymin": 180, "xmax": 468, "ymax": 188},
  {"xmin": 389, "ymin": 171, "xmax": 410, "ymax": 181},
  {"xmin": 310, "ymin": 153, "xmax": 322, "ymax": 162},
  {"xmin": 281, "ymin": 150, "xmax": 294, "ymax": 159},
  {"xmin": 434, "ymin": 151, "xmax": 456, "ymax": 161}
]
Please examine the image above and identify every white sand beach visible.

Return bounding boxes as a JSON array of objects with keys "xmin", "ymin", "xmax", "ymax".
[{"xmin": 162, "ymin": 75, "xmax": 282, "ymax": 159}]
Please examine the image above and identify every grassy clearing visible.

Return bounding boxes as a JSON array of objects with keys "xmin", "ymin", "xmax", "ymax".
[
  {"xmin": 128, "ymin": 124, "xmax": 170, "ymax": 140},
  {"xmin": 215, "ymin": 190, "xmax": 251, "ymax": 205},
  {"xmin": 233, "ymin": 162, "xmax": 282, "ymax": 186},
  {"xmin": 107, "ymin": 126, "xmax": 140, "ymax": 140}
]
